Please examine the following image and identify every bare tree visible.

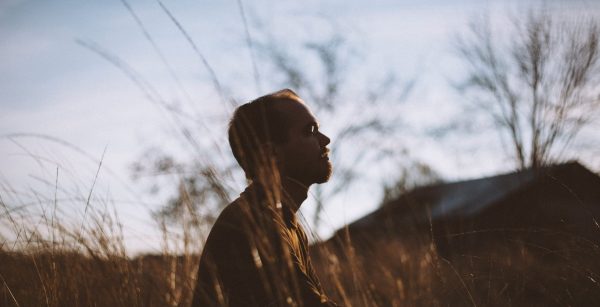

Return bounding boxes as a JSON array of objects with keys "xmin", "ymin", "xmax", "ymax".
[
  {"xmin": 381, "ymin": 161, "xmax": 441, "ymax": 205},
  {"xmin": 456, "ymin": 9, "xmax": 600, "ymax": 170}
]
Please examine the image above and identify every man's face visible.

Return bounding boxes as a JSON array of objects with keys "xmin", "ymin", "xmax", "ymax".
[{"xmin": 275, "ymin": 99, "xmax": 332, "ymax": 185}]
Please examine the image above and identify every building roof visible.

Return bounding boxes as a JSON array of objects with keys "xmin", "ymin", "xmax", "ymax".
[{"xmin": 345, "ymin": 161, "xmax": 600, "ymax": 233}]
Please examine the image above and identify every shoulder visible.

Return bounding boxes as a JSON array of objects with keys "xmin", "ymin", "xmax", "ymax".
[
  {"xmin": 210, "ymin": 198, "xmax": 249, "ymax": 233},
  {"xmin": 199, "ymin": 199, "xmax": 253, "ymax": 262},
  {"xmin": 203, "ymin": 192, "xmax": 282, "ymax": 250},
  {"xmin": 208, "ymin": 195, "xmax": 272, "ymax": 233}
]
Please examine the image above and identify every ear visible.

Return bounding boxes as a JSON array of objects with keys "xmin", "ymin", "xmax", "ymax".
[
  {"xmin": 263, "ymin": 142, "xmax": 287, "ymax": 170},
  {"xmin": 270, "ymin": 142, "xmax": 285, "ymax": 162}
]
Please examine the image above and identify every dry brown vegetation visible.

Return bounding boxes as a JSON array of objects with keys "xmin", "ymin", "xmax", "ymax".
[
  {"xmin": 312, "ymin": 231, "xmax": 600, "ymax": 306},
  {"xmin": 3, "ymin": 195, "xmax": 600, "ymax": 307}
]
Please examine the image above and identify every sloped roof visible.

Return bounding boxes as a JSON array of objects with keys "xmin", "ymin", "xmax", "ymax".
[
  {"xmin": 347, "ymin": 161, "xmax": 600, "ymax": 231},
  {"xmin": 422, "ymin": 164, "xmax": 536, "ymax": 219}
]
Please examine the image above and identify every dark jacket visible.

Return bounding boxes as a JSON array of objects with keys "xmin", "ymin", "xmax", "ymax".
[{"xmin": 192, "ymin": 185, "xmax": 338, "ymax": 307}]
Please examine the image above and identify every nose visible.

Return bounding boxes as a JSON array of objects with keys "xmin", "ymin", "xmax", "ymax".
[{"xmin": 318, "ymin": 131, "xmax": 330, "ymax": 146}]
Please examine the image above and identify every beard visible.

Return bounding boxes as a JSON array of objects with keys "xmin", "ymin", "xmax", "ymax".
[
  {"xmin": 283, "ymin": 153, "xmax": 333, "ymax": 186},
  {"xmin": 313, "ymin": 158, "xmax": 333, "ymax": 184}
]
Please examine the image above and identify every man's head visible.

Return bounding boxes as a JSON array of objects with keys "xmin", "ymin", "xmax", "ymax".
[{"xmin": 228, "ymin": 89, "xmax": 332, "ymax": 186}]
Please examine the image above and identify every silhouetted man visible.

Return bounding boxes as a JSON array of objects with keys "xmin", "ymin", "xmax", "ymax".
[{"xmin": 192, "ymin": 89, "xmax": 339, "ymax": 306}]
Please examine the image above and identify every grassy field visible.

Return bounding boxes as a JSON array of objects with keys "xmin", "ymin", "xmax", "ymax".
[
  {"xmin": 2, "ymin": 201, "xmax": 600, "ymax": 307},
  {"xmin": 312, "ymin": 230, "xmax": 600, "ymax": 306}
]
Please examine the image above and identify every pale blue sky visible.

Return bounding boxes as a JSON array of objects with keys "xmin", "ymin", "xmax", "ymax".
[{"xmin": 2, "ymin": 0, "xmax": 599, "ymax": 254}]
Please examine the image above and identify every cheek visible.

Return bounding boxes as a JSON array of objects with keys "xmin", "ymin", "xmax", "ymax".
[{"xmin": 281, "ymin": 138, "xmax": 319, "ymax": 164}]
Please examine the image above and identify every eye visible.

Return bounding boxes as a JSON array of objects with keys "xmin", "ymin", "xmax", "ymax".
[{"xmin": 306, "ymin": 124, "xmax": 318, "ymax": 136}]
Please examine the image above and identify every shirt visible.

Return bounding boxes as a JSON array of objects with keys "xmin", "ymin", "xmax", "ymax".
[{"xmin": 192, "ymin": 184, "xmax": 338, "ymax": 307}]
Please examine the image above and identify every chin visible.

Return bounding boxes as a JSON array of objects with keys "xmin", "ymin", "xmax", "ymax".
[{"xmin": 315, "ymin": 162, "xmax": 333, "ymax": 184}]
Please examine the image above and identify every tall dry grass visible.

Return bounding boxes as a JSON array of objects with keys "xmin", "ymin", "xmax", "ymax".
[
  {"xmin": 0, "ymin": 167, "xmax": 201, "ymax": 307},
  {"xmin": 4, "ymin": 178, "xmax": 600, "ymax": 307},
  {"xmin": 311, "ymin": 227, "xmax": 600, "ymax": 306}
]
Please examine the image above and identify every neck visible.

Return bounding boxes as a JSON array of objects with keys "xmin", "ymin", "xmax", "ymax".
[{"xmin": 282, "ymin": 177, "xmax": 310, "ymax": 212}]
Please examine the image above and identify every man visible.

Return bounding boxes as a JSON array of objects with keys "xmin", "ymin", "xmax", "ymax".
[{"xmin": 192, "ymin": 89, "xmax": 339, "ymax": 306}]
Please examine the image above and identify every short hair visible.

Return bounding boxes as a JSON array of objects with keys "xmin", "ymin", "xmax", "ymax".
[{"xmin": 228, "ymin": 89, "xmax": 301, "ymax": 180}]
